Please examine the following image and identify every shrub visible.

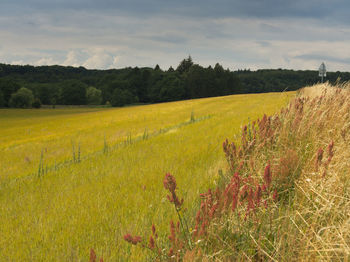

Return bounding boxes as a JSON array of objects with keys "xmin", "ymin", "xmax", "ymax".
[
  {"xmin": 9, "ymin": 87, "xmax": 34, "ymax": 108},
  {"xmin": 86, "ymin": 86, "xmax": 102, "ymax": 105}
]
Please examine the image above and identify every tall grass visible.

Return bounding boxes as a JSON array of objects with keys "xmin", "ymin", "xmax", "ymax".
[
  {"xmin": 123, "ymin": 83, "xmax": 350, "ymax": 261},
  {"xmin": 0, "ymin": 92, "xmax": 292, "ymax": 261}
]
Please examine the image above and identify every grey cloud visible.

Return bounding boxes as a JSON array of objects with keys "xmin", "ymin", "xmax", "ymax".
[
  {"xmin": 1, "ymin": 0, "xmax": 350, "ymax": 71},
  {"xmin": 147, "ymin": 34, "xmax": 188, "ymax": 44},
  {"xmin": 295, "ymin": 54, "xmax": 350, "ymax": 65},
  {"xmin": 2, "ymin": 0, "xmax": 350, "ymax": 23}
]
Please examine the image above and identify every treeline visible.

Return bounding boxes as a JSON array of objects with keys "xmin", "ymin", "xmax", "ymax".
[
  {"xmin": 236, "ymin": 69, "xmax": 350, "ymax": 93},
  {"xmin": 1, "ymin": 56, "xmax": 350, "ymax": 108}
]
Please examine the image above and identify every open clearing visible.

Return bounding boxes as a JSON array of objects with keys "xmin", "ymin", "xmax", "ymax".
[{"xmin": 0, "ymin": 92, "xmax": 294, "ymax": 261}]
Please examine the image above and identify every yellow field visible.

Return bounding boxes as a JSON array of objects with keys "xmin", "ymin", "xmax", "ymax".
[{"xmin": 0, "ymin": 92, "xmax": 294, "ymax": 261}]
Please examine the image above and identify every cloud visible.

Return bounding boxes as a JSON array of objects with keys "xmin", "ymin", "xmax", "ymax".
[
  {"xmin": 295, "ymin": 54, "xmax": 350, "ymax": 65},
  {"xmin": 82, "ymin": 48, "xmax": 114, "ymax": 69},
  {"xmin": 0, "ymin": 0, "xmax": 350, "ymax": 71},
  {"xmin": 63, "ymin": 51, "xmax": 81, "ymax": 67},
  {"xmin": 34, "ymin": 57, "xmax": 57, "ymax": 66}
]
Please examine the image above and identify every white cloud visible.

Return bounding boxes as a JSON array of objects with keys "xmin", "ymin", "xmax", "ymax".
[
  {"xmin": 34, "ymin": 57, "xmax": 57, "ymax": 66},
  {"xmin": 63, "ymin": 51, "xmax": 80, "ymax": 67},
  {"xmin": 11, "ymin": 60, "xmax": 26, "ymax": 65},
  {"xmin": 82, "ymin": 48, "xmax": 114, "ymax": 69}
]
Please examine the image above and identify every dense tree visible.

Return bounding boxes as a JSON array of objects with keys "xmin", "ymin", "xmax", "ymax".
[
  {"xmin": 61, "ymin": 80, "xmax": 87, "ymax": 105},
  {"xmin": 176, "ymin": 56, "xmax": 194, "ymax": 74},
  {"xmin": 158, "ymin": 74, "xmax": 185, "ymax": 101},
  {"xmin": 9, "ymin": 87, "xmax": 34, "ymax": 108},
  {"xmin": 0, "ymin": 90, "xmax": 4, "ymax": 107},
  {"xmin": 86, "ymin": 86, "xmax": 102, "ymax": 105},
  {"xmin": 0, "ymin": 79, "xmax": 20, "ymax": 106},
  {"xmin": 111, "ymin": 88, "xmax": 138, "ymax": 107},
  {"xmin": 0, "ymin": 59, "xmax": 348, "ymax": 108}
]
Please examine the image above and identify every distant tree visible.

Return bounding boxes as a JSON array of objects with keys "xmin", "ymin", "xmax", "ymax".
[
  {"xmin": 154, "ymin": 64, "xmax": 161, "ymax": 71},
  {"xmin": 0, "ymin": 90, "xmax": 4, "ymax": 107},
  {"xmin": 9, "ymin": 87, "xmax": 34, "ymax": 108},
  {"xmin": 32, "ymin": 98, "xmax": 42, "ymax": 108},
  {"xmin": 111, "ymin": 88, "xmax": 138, "ymax": 107},
  {"xmin": 158, "ymin": 74, "xmax": 185, "ymax": 101},
  {"xmin": 176, "ymin": 56, "xmax": 194, "ymax": 74},
  {"xmin": 101, "ymin": 80, "xmax": 129, "ymax": 103},
  {"xmin": 86, "ymin": 86, "xmax": 102, "ymax": 105},
  {"xmin": 61, "ymin": 80, "xmax": 87, "ymax": 105},
  {"xmin": 0, "ymin": 79, "xmax": 20, "ymax": 107}
]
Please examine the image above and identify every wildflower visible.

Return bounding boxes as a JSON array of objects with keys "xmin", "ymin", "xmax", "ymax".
[
  {"xmin": 163, "ymin": 173, "xmax": 183, "ymax": 209},
  {"xmin": 247, "ymin": 188, "xmax": 254, "ymax": 212},
  {"xmin": 152, "ymin": 224, "xmax": 156, "ymax": 235},
  {"xmin": 209, "ymin": 203, "xmax": 218, "ymax": 218},
  {"xmin": 264, "ymin": 164, "xmax": 272, "ymax": 188},
  {"xmin": 149, "ymin": 235, "xmax": 155, "ymax": 249},
  {"xmin": 163, "ymin": 173, "xmax": 177, "ymax": 192},
  {"xmin": 273, "ymin": 189, "xmax": 278, "ymax": 202},
  {"xmin": 123, "ymin": 234, "xmax": 142, "ymax": 245},
  {"xmin": 89, "ymin": 248, "xmax": 97, "ymax": 262},
  {"xmin": 327, "ymin": 141, "xmax": 334, "ymax": 163},
  {"xmin": 317, "ymin": 148, "xmax": 324, "ymax": 162},
  {"xmin": 232, "ymin": 191, "xmax": 238, "ymax": 211},
  {"xmin": 169, "ymin": 220, "xmax": 176, "ymax": 243},
  {"xmin": 195, "ymin": 210, "xmax": 201, "ymax": 224},
  {"xmin": 168, "ymin": 248, "xmax": 174, "ymax": 257},
  {"xmin": 254, "ymin": 185, "xmax": 262, "ymax": 207}
]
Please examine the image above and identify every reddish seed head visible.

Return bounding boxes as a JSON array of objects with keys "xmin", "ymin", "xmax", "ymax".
[
  {"xmin": 123, "ymin": 234, "xmax": 142, "ymax": 245},
  {"xmin": 264, "ymin": 200, "xmax": 268, "ymax": 209},
  {"xmin": 152, "ymin": 224, "xmax": 156, "ymax": 235},
  {"xmin": 232, "ymin": 192, "xmax": 238, "ymax": 211},
  {"xmin": 196, "ymin": 210, "xmax": 201, "ymax": 224},
  {"xmin": 89, "ymin": 248, "xmax": 97, "ymax": 262},
  {"xmin": 317, "ymin": 148, "xmax": 324, "ymax": 162},
  {"xmin": 328, "ymin": 141, "xmax": 334, "ymax": 158},
  {"xmin": 168, "ymin": 248, "xmax": 174, "ymax": 257},
  {"xmin": 255, "ymin": 185, "xmax": 262, "ymax": 207},
  {"xmin": 247, "ymin": 188, "xmax": 254, "ymax": 211},
  {"xmin": 209, "ymin": 203, "xmax": 218, "ymax": 218},
  {"xmin": 273, "ymin": 189, "xmax": 278, "ymax": 201},
  {"xmin": 264, "ymin": 164, "xmax": 272, "ymax": 188},
  {"xmin": 163, "ymin": 173, "xmax": 177, "ymax": 192},
  {"xmin": 149, "ymin": 235, "xmax": 155, "ymax": 249},
  {"xmin": 169, "ymin": 220, "xmax": 176, "ymax": 243}
]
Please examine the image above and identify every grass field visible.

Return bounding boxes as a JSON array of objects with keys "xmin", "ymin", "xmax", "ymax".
[{"xmin": 0, "ymin": 92, "xmax": 294, "ymax": 261}]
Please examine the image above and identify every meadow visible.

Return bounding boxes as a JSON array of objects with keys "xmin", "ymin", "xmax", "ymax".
[
  {"xmin": 0, "ymin": 92, "xmax": 293, "ymax": 261},
  {"xmin": 120, "ymin": 83, "xmax": 350, "ymax": 262}
]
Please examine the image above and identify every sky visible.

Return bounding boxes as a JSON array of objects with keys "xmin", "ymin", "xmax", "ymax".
[{"xmin": 1, "ymin": 0, "xmax": 350, "ymax": 71}]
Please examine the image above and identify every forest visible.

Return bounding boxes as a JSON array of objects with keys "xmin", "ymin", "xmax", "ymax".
[{"xmin": 1, "ymin": 56, "xmax": 350, "ymax": 108}]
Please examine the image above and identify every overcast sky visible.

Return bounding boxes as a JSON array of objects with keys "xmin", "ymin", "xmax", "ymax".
[{"xmin": 1, "ymin": 0, "xmax": 350, "ymax": 71}]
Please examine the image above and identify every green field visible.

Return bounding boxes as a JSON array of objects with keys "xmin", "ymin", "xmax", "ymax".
[{"xmin": 0, "ymin": 92, "xmax": 294, "ymax": 261}]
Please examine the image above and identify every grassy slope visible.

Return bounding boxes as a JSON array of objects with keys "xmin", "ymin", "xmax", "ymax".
[
  {"xmin": 165, "ymin": 83, "xmax": 350, "ymax": 261},
  {"xmin": 0, "ymin": 92, "xmax": 293, "ymax": 261}
]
